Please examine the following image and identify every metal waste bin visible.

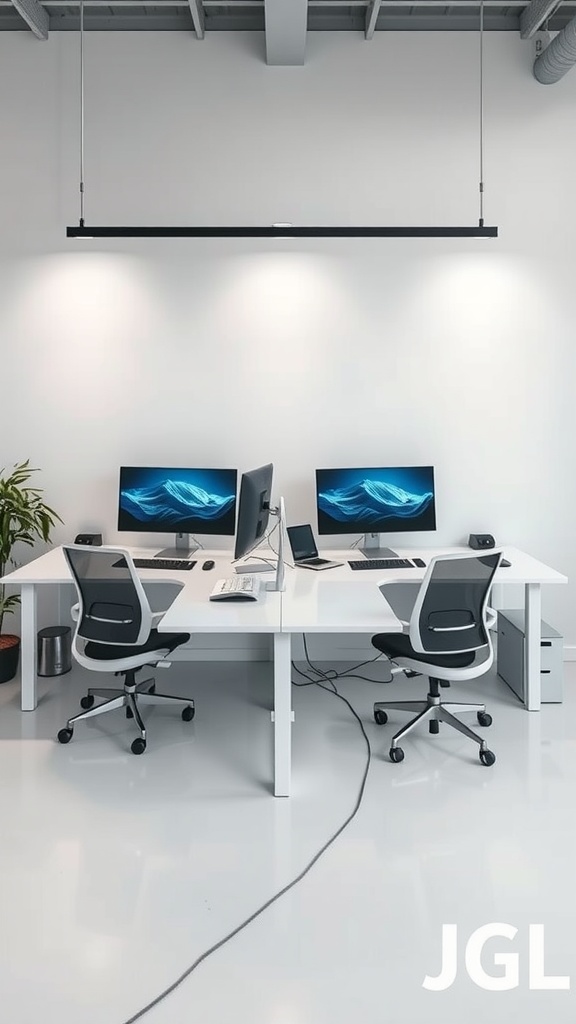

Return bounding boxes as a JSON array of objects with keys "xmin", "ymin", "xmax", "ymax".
[{"xmin": 37, "ymin": 626, "xmax": 72, "ymax": 677}]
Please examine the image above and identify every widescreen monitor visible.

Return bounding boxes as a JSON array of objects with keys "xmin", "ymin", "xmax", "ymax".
[
  {"xmin": 315, "ymin": 465, "xmax": 436, "ymax": 557},
  {"xmin": 118, "ymin": 466, "xmax": 237, "ymax": 557}
]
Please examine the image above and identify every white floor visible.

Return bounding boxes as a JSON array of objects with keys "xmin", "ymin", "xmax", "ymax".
[{"xmin": 0, "ymin": 656, "xmax": 575, "ymax": 1024}]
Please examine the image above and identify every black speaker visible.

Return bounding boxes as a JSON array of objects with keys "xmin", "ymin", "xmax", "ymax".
[
  {"xmin": 74, "ymin": 533, "xmax": 103, "ymax": 546},
  {"xmin": 468, "ymin": 533, "xmax": 495, "ymax": 550}
]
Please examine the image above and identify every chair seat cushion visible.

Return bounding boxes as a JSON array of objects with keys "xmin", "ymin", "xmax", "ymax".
[
  {"xmin": 371, "ymin": 632, "xmax": 476, "ymax": 668},
  {"xmin": 85, "ymin": 629, "xmax": 190, "ymax": 661}
]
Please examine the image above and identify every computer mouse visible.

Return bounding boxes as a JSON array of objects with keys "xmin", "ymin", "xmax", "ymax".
[{"xmin": 202, "ymin": 560, "xmax": 215, "ymax": 570}]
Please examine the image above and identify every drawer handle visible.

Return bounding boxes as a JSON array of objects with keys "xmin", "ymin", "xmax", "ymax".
[
  {"xmin": 541, "ymin": 670, "xmax": 551, "ymax": 675},
  {"xmin": 541, "ymin": 641, "xmax": 552, "ymax": 647}
]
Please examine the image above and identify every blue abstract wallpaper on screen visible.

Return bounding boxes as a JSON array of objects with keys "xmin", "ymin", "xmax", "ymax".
[
  {"xmin": 118, "ymin": 467, "xmax": 237, "ymax": 536},
  {"xmin": 316, "ymin": 466, "xmax": 436, "ymax": 535}
]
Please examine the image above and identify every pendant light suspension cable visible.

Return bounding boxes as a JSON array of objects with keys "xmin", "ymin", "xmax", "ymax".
[
  {"xmin": 79, "ymin": 0, "xmax": 85, "ymax": 227},
  {"xmin": 479, "ymin": 0, "xmax": 485, "ymax": 228}
]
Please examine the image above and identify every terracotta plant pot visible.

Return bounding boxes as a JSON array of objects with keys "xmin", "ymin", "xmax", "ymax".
[{"xmin": 0, "ymin": 634, "xmax": 20, "ymax": 684}]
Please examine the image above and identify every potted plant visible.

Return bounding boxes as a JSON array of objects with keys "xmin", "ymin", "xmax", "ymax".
[{"xmin": 0, "ymin": 460, "xmax": 62, "ymax": 684}]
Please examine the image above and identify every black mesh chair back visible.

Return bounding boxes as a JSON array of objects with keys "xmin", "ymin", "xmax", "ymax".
[
  {"xmin": 63, "ymin": 545, "xmax": 153, "ymax": 648},
  {"xmin": 409, "ymin": 551, "xmax": 502, "ymax": 657}
]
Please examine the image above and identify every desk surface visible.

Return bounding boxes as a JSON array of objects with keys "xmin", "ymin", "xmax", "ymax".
[
  {"xmin": 5, "ymin": 543, "xmax": 565, "ymax": 584},
  {"xmin": 280, "ymin": 545, "xmax": 568, "ymax": 633},
  {"xmin": 2, "ymin": 544, "xmax": 567, "ymax": 639},
  {"xmin": 157, "ymin": 553, "xmax": 281, "ymax": 634},
  {"xmin": 1, "ymin": 546, "xmax": 282, "ymax": 635}
]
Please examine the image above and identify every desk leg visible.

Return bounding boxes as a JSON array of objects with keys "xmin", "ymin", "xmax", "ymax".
[
  {"xmin": 21, "ymin": 583, "xmax": 37, "ymax": 711},
  {"xmin": 273, "ymin": 632, "xmax": 292, "ymax": 797},
  {"xmin": 524, "ymin": 582, "xmax": 542, "ymax": 712}
]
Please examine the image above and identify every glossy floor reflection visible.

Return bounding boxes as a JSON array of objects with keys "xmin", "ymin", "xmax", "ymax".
[{"xmin": 0, "ymin": 658, "xmax": 574, "ymax": 1024}]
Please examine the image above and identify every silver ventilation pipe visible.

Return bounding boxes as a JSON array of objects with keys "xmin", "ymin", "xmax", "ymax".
[{"xmin": 533, "ymin": 14, "xmax": 576, "ymax": 83}]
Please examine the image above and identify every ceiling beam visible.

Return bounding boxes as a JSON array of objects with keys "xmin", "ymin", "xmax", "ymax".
[
  {"xmin": 2, "ymin": 1, "xmax": 575, "ymax": 8},
  {"xmin": 264, "ymin": 0, "xmax": 308, "ymax": 65},
  {"xmin": 520, "ymin": 0, "xmax": 564, "ymax": 38},
  {"xmin": 365, "ymin": 0, "xmax": 382, "ymax": 39},
  {"xmin": 187, "ymin": 0, "xmax": 204, "ymax": 38},
  {"xmin": 10, "ymin": 0, "xmax": 49, "ymax": 38}
]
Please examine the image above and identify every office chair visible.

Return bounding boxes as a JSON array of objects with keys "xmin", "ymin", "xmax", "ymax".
[
  {"xmin": 372, "ymin": 550, "xmax": 502, "ymax": 766},
  {"xmin": 57, "ymin": 545, "xmax": 195, "ymax": 755}
]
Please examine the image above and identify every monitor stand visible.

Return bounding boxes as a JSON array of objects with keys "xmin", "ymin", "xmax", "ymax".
[
  {"xmin": 233, "ymin": 499, "xmax": 286, "ymax": 591},
  {"xmin": 265, "ymin": 497, "xmax": 286, "ymax": 593},
  {"xmin": 360, "ymin": 532, "xmax": 398, "ymax": 559},
  {"xmin": 235, "ymin": 560, "xmax": 276, "ymax": 574},
  {"xmin": 156, "ymin": 533, "xmax": 199, "ymax": 560}
]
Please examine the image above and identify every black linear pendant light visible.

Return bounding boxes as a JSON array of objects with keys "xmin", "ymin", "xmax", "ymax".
[
  {"xmin": 67, "ymin": 2, "xmax": 497, "ymax": 241},
  {"xmin": 67, "ymin": 224, "xmax": 497, "ymax": 239}
]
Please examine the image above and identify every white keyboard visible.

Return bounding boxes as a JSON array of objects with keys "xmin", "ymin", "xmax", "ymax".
[{"xmin": 209, "ymin": 575, "xmax": 262, "ymax": 601}]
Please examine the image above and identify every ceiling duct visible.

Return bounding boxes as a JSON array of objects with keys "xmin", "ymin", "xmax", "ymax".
[{"xmin": 533, "ymin": 14, "xmax": 576, "ymax": 82}]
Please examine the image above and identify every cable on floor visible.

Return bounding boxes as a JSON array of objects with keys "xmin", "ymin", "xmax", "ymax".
[
  {"xmin": 119, "ymin": 649, "xmax": 372, "ymax": 1024},
  {"xmin": 300, "ymin": 633, "xmax": 393, "ymax": 686}
]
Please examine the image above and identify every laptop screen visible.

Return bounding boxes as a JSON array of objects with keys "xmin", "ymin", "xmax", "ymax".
[{"xmin": 287, "ymin": 525, "xmax": 318, "ymax": 561}]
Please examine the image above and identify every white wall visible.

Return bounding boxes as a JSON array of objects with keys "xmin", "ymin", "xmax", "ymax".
[{"xmin": 1, "ymin": 31, "xmax": 575, "ymax": 649}]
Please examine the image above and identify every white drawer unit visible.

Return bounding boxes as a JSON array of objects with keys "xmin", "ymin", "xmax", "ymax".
[{"xmin": 497, "ymin": 609, "xmax": 563, "ymax": 704}]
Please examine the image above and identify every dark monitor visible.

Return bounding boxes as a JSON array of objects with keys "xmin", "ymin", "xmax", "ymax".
[
  {"xmin": 315, "ymin": 465, "xmax": 436, "ymax": 557},
  {"xmin": 118, "ymin": 466, "xmax": 237, "ymax": 558},
  {"xmin": 234, "ymin": 463, "xmax": 274, "ymax": 560}
]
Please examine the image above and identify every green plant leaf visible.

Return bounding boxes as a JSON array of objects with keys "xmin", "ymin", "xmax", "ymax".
[{"xmin": 0, "ymin": 460, "xmax": 63, "ymax": 634}]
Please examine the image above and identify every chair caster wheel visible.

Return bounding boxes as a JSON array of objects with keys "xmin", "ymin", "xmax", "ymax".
[
  {"xmin": 131, "ymin": 738, "xmax": 146, "ymax": 755},
  {"xmin": 80, "ymin": 695, "xmax": 95, "ymax": 710},
  {"xmin": 181, "ymin": 706, "xmax": 195, "ymax": 722},
  {"xmin": 58, "ymin": 728, "xmax": 73, "ymax": 744},
  {"xmin": 389, "ymin": 746, "xmax": 404, "ymax": 763},
  {"xmin": 126, "ymin": 707, "xmax": 134, "ymax": 718},
  {"xmin": 479, "ymin": 749, "xmax": 496, "ymax": 766},
  {"xmin": 477, "ymin": 711, "xmax": 492, "ymax": 727},
  {"xmin": 374, "ymin": 709, "xmax": 388, "ymax": 725},
  {"xmin": 429, "ymin": 720, "xmax": 440, "ymax": 734}
]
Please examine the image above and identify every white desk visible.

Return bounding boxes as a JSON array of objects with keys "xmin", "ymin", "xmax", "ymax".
[
  {"xmin": 1, "ymin": 543, "xmax": 567, "ymax": 797},
  {"xmin": 280, "ymin": 545, "xmax": 568, "ymax": 715}
]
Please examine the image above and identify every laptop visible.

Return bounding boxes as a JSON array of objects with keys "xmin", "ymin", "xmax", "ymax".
[{"xmin": 287, "ymin": 524, "xmax": 344, "ymax": 571}]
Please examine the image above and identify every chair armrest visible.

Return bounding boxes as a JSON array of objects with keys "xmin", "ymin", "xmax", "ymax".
[
  {"xmin": 151, "ymin": 610, "xmax": 167, "ymax": 626},
  {"xmin": 486, "ymin": 606, "xmax": 497, "ymax": 629}
]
